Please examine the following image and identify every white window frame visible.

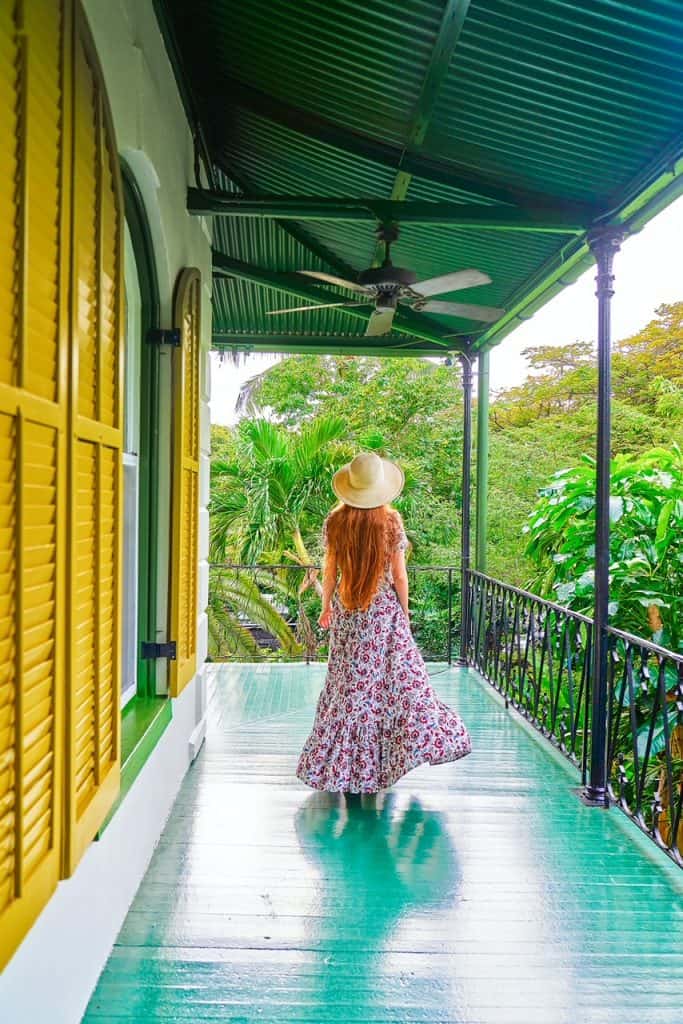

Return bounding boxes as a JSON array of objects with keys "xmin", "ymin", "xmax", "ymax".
[{"xmin": 121, "ymin": 224, "xmax": 142, "ymax": 708}]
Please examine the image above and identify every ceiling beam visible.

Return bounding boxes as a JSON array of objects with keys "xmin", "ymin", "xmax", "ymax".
[
  {"xmin": 190, "ymin": 189, "xmax": 586, "ymax": 233},
  {"xmin": 212, "ymin": 251, "xmax": 455, "ymax": 348},
  {"xmin": 213, "ymin": 161, "xmax": 364, "ymax": 282},
  {"xmin": 372, "ymin": 0, "xmax": 471, "ymax": 263},
  {"xmin": 212, "ymin": 334, "xmax": 467, "ymax": 357},
  {"xmin": 217, "ymin": 77, "xmax": 599, "ymax": 218}
]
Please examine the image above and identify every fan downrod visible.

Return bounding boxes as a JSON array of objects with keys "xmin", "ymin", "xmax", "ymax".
[{"xmin": 357, "ymin": 222, "xmax": 417, "ymax": 291}]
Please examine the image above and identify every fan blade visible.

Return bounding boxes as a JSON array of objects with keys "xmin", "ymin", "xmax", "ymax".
[
  {"xmin": 266, "ymin": 300, "xmax": 371, "ymax": 315},
  {"xmin": 412, "ymin": 269, "xmax": 491, "ymax": 297},
  {"xmin": 418, "ymin": 300, "xmax": 504, "ymax": 323},
  {"xmin": 365, "ymin": 308, "xmax": 396, "ymax": 336},
  {"xmin": 298, "ymin": 270, "xmax": 367, "ymax": 293}
]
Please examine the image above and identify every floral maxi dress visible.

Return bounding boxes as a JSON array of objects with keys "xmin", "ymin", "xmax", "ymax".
[{"xmin": 296, "ymin": 519, "xmax": 472, "ymax": 793}]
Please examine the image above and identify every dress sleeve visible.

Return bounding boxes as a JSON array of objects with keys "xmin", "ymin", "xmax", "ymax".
[{"xmin": 390, "ymin": 515, "xmax": 409, "ymax": 553}]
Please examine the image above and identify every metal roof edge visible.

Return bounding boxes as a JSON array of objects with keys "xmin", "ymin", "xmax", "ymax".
[
  {"xmin": 212, "ymin": 336, "xmax": 467, "ymax": 358},
  {"xmin": 476, "ymin": 150, "xmax": 683, "ymax": 354}
]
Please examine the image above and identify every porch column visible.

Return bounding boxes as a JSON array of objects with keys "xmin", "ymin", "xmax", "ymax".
[
  {"xmin": 584, "ymin": 227, "xmax": 623, "ymax": 806},
  {"xmin": 457, "ymin": 354, "xmax": 473, "ymax": 666},
  {"xmin": 475, "ymin": 350, "xmax": 490, "ymax": 573}
]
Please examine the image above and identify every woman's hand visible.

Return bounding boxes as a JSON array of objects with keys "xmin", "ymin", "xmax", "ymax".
[{"xmin": 318, "ymin": 607, "xmax": 333, "ymax": 629}]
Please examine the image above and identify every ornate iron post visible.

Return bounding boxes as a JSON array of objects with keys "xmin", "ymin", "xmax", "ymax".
[
  {"xmin": 584, "ymin": 226, "xmax": 624, "ymax": 805},
  {"xmin": 457, "ymin": 354, "xmax": 473, "ymax": 666}
]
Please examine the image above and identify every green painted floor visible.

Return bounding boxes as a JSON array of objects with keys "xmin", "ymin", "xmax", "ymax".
[{"xmin": 83, "ymin": 664, "xmax": 683, "ymax": 1024}]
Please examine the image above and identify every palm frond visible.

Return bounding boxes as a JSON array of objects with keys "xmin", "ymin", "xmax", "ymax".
[
  {"xmin": 207, "ymin": 587, "xmax": 264, "ymax": 660},
  {"xmin": 211, "ymin": 568, "xmax": 302, "ymax": 656},
  {"xmin": 242, "ymin": 419, "xmax": 290, "ymax": 464},
  {"xmin": 210, "ymin": 491, "xmax": 249, "ymax": 561},
  {"xmin": 293, "ymin": 415, "xmax": 347, "ymax": 475}
]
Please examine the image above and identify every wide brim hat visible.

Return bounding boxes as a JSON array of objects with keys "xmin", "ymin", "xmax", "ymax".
[{"xmin": 332, "ymin": 451, "xmax": 404, "ymax": 509}]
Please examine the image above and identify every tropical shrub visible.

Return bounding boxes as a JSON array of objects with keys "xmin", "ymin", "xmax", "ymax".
[{"xmin": 525, "ymin": 445, "xmax": 683, "ymax": 651}]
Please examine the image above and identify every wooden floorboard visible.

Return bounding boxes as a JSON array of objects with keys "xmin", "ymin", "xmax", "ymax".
[{"xmin": 82, "ymin": 664, "xmax": 683, "ymax": 1023}]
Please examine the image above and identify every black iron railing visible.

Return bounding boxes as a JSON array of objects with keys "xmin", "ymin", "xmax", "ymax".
[
  {"xmin": 466, "ymin": 570, "xmax": 593, "ymax": 775},
  {"xmin": 466, "ymin": 570, "xmax": 683, "ymax": 866},
  {"xmin": 606, "ymin": 627, "xmax": 683, "ymax": 866},
  {"xmin": 208, "ymin": 562, "xmax": 460, "ymax": 665}
]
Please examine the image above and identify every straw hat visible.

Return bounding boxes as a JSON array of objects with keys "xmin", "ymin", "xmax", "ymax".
[{"xmin": 332, "ymin": 451, "xmax": 404, "ymax": 509}]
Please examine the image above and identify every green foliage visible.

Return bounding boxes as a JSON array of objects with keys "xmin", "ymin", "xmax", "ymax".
[
  {"xmin": 211, "ymin": 414, "xmax": 348, "ymax": 564},
  {"xmin": 525, "ymin": 446, "xmax": 683, "ymax": 650},
  {"xmin": 208, "ymin": 568, "xmax": 302, "ymax": 661},
  {"xmin": 208, "ymin": 300, "xmax": 683, "ymax": 658},
  {"xmin": 225, "ymin": 356, "xmax": 463, "ymax": 565},
  {"xmin": 487, "ymin": 304, "xmax": 683, "ymax": 583}
]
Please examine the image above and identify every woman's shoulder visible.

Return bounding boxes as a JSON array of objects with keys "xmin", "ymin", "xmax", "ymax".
[
  {"xmin": 386, "ymin": 506, "xmax": 405, "ymax": 531},
  {"xmin": 323, "ymin": 505, "xmax": 343, "ymax": 530},
  {"xmin": 322, "ymin": 504, "xmax": 343, "ymax": 545},
  {"xmin": 386, "ymin": 507, "xmax": 408, "ymax": 550}
]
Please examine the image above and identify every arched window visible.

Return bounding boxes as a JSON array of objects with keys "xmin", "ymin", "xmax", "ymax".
[{"xmin": 120, "ymin": 164, "xmax": 162, "ymax": 708}]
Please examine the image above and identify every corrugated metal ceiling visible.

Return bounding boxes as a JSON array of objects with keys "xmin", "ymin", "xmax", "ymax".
[{"xmin": 157, "ymin": 0, "xmax": 683, "ymax": 356}]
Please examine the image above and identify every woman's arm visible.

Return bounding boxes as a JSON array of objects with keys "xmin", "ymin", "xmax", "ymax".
[
  {"xmin": 391, "ymin": 547, "xmax": 410, "ymax": 619},
  {"xmin": 319, "ymin": 547, "xmax": 338, "ymax": 628}
]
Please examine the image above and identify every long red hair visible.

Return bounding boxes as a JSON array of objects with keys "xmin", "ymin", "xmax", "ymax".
[{"xmin": 325, "ymin": 504, "xmax": 402, "ymax": 611}]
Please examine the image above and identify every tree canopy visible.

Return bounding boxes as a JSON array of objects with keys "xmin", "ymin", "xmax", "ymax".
[{"xmin": 211, "ymin": 301, "xmax": 683, "ymax": 589}]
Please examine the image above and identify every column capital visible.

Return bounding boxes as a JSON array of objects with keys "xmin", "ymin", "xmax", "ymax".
[
  {"xmin": 586, "ymin": 224, "xmax": 625, "ymax": 260},
  {"xmin": 459, "ymin": 353, "xmax": 474, "ymax": 383}
]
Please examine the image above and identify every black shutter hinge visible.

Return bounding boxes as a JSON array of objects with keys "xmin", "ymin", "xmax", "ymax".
[
  {"xmin": 141, "ymin": 641, "xmax": 177, "ymax": 660},
  {"xmin": 146, "ymin": 327, "xmax": 181, "ymax": 347}
]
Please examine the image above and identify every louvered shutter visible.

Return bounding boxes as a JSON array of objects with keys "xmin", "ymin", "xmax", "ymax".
[
  {"xmin": 0, "ymin": 0, "xmax": 68, "ymax": 971},
  {"xmin": 169, "ymin": 269, "xmax": 201, "ymax": 697},
  {"xmin": 64, "ymin": 6, "xmax": 123, "ymax": 874}
]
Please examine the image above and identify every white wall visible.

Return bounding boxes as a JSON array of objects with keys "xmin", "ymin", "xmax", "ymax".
[{"xmin": 0, "ymin": 1, "xmax": 212, "ymax": 1018}]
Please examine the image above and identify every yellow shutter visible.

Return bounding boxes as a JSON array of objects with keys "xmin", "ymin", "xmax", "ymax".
[
  {"xmin": 0, "ymin": 0, "xmax": 68, "ymax": 971},
  {"xmin": 0, "ymin": 0, "xmax": 123, "ymax": 964},
  {"xmin": 169, "ymin": 269, "xmax": 201, "ymax": 696},
  {"xmin": 64, "ymin": 6, "xmax": 123, "ymax": 874}
]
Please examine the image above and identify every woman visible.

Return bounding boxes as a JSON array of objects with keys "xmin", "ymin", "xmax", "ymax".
[{"xmin": 297, "ymin": 451, "xmax": 471, "ymax": 794}]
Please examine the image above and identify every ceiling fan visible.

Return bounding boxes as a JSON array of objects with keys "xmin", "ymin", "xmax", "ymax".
[{"xmin": 266, "ymin": 224, "xmax": 504, "ymax": 336}]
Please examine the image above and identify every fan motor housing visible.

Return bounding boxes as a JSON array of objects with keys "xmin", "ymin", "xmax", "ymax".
[{"xmin": 357, "ymin": 265, "xmax": 418, "ymax": 289}]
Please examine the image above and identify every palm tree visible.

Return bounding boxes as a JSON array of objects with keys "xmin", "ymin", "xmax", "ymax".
[
  {"xmin": 210, "ymin": 414, "xmax": 348, "ymax": 567},
  {"xmin": 209, "ymin": 414, "xmax": 348, "ymax": 660}
]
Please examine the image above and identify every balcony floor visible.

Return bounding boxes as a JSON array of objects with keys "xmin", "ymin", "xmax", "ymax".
[{"xmin": 83, "ymin": 664, "xmax": 683, "ymax": 1023}]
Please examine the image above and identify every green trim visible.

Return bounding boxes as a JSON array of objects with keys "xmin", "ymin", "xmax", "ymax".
[
  {"xmin": 121, "ymin": 162, "xmax": 161, "ymax": 698},
  {"xmin": 189, "ymin": 190, "xmax": 585, "ymax": 232},
  {"xmin": 212, "ymin": 334, "xmax": 468, "ymax": 356},
  {"xmin": 214, "ymin": 160, "xmax": 365, "ymax": 286},
  {"xmin": 476, "ymin": 149, "xmax": 683, "ymax": 353},
  {"xmin": 151, "ymin": 0, "xmax": 216, "ymax": 188},
  {"xmin": 475, "ymin": 350, "xmax": 489, "ymax": 572},
  {"xmin": 389, "ymin": 0, "xmax": 471, "ymax": 189},
  {"xmin": 371, "ymin": 0, "xmax": 471, "ymax": 262},
  {"xmin": 99, "ymin": 697, "xmax": 173, "ymax": 834},
  {"xmin": 475, "ymin": 236, "xmax": 592, "ymax": 352}
]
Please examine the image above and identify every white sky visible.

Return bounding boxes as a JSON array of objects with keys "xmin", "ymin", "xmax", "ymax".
[{"xmin": 209, "ymin": 194, "xmax": 683, "ymax": 426}]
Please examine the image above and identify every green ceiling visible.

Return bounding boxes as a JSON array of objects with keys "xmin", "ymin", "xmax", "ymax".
[{"xmin": 156, "ymin": 0, "xmax": 683, "ymax": 358}]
